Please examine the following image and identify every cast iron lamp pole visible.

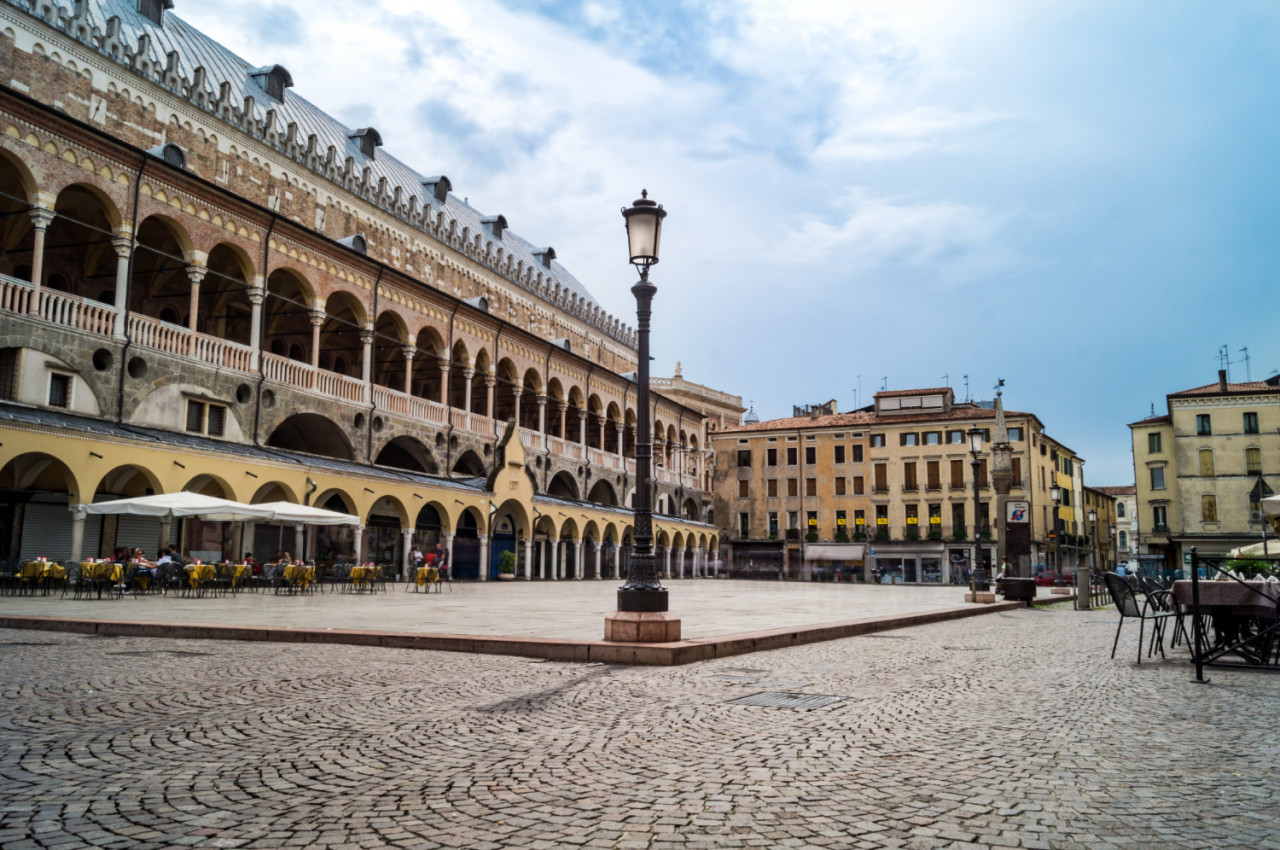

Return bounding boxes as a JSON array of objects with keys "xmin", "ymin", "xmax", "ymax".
[
  {"xmin": 1081, "ymin": 506, "xmax": 1097, "ymax": 610},
  {"xmin": 967, "ymin": 427, "xmax": 985, "ymax": 590},
  {"xmin": 1050, "ymin": 483, "xmax": 1063, "ymax": 586},
  {"xmin": 618, "ymin": 190, "xmax": 668, "ymax": 613}
]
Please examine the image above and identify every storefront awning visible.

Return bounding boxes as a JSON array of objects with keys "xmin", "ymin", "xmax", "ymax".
[{"xmin": 804, "ymin": 543, "xmax": 867, "ymax": 561}]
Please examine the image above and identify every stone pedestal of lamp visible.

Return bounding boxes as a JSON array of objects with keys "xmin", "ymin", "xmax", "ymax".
[{"xmin": 604, "ymin": 611, "xmax": 682, "ymax": 642}]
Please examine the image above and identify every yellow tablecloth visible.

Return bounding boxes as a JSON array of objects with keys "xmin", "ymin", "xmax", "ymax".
[
  {"xmin": 415, "ymin": 566, "xmax": 439, "ymax": 588},
  {"xmin": 350, "ymin": 566, "xmax": 376, "ymax": 588},
  {"xmin": 21, "ymin": 561, "xmax": 63, "ymax": 584},
  {"xmin": 187, "ymin": 564, "xmax": 215, "ymax": 588},
  {"xmin": 283, "ymin": 564, "xmax": 312, "ymax": 588},
  {"xmin": 87, "ymin": 562, "xmax": 122, "ymax": 582}
]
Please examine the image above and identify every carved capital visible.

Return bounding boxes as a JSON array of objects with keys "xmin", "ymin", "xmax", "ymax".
[{"xmin": 29, "ymin": 208, "xmax": 55, "ymax": 230}]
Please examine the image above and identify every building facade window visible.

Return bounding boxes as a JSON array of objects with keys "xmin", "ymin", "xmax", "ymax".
[
  {"xmin": 1201, "ymin": 494, "xmax": 1218, "ymax": 523},
  {"xmin": 1153, "ymin": 504, "xmax": 1168, "ymax": 530},
  {"xmin": 1150, "ymin": 467, "xmax": 1165, "ymax": 490},
  {"xmin": 738, "ymin": 512, "xmax": 750, "ymax": 538},
  {"xmin": 736, "ymin": 449, "xmax": 752, "ymax": 467},
  {"xmin": 1011, "ymin": 456, "xmax": 1022, "ymax": 484},
  {"xmin": 787, "ymin": 511, "xmax": 798, "ymax": 529},
  {"xmin": 950, "ymin": 459, "xmax": 964, "ymax": 489},
  {"xmin": 766, "ymin": 447, "xmax": 777, "ymax": 467},
  {"xmin": 768, "ymin": 511, "xmax": 778, "ymax": 537},
  {"xmin": 948, "ymin": 430, "xmax": 964, "ymax": 444},
  {"xmin": 852, "ymin": 476, "xmax": 865, "ymax": 495},
  {"xmin": 854, "ymin": 509, "xmax": 865, "ymax": 532},
  {"xmin": 1148, "ymin": 432, "xmax": 1162, "ymax": 453},
  {"xmin": 836, "ymin": 509, "xmax": 847, "ymax": 536},
  {"xmin": 1008, "ymin": 427, "xmax": 1023, "ymax": 441},
  {"xmin": 806, "ymin": 510, "xmax": 818, "ymax": 535},
  {"xmin": 833, "ymin": 445, "xmax": 845, "ymax": 464},
  {"xmin": 905, "ymin": 503, "xmax": 919, "ymax": 530},
  {"xmin": 926, "ymin": 460, "xmax": 940, "ymax": 490},
  {"xmin": 834, "ymin": 477, "xmax": 846, "ymax": 496},
  {"xmin": 1246, "ymin": 447, "xmax": 1263, "ymax": 475},
  {"xmin": 786, "ymin": 447, "xmax": 798, "ymax": 465},
  {"xmin": 185, "ymin": 399, "xmax": 226, "ymax": 437},
  {"xmin": 928, "ymin": 503, "xmax": 942, "ymax": 530},
  {"xmin": 951, "ymin": 503, "xmax": 965, "ymax": 534},
  {"xmin": 924, "ymin": 431, "xmax": 941, "ymax": 445},
  {"xmin": 900, "ymin": 432, "xmax": 918, "ymax": 446},
  {"xmin": 805, "ymin": 446, "xmax": 816, "ymax": 465},
  {"xmin": 1117, "ymin": 501, "xmax": 1125, "ymax": 517},
  {"xmin": 48, "ymin": 373, "xmax": 71, "ymax": 408},
  {"xmin": 805, "ymin": 478, "xmax": 817, "ymax": 497},
  {"xmin": 1196, "ymin": 414, "xmax": 1212, "ymax": 436},
  {"xmin": 903, "ymin": 462, "xmax": 918, "ymax": 491},
  {"xmin": 1244, "ymin": 411, "xmax": 1259, "ymax": 434},
  {"xmin": 738, "ymin": 480, "xmax": 750, "ymax": 498},
  {"xmin": 787, "ymin": 478, "xmax": 799, "ymax": 497},
  {"xmin": 870, "ymin": 434, "xmax": 885, "ymax": 448},
  {"xmin": 766, "ymin": 479, "xmax": 778, "ymax": 498},
  {"xmin": 1118, "ymin": 530, "xmax": 1128, "ymax": 548},
  {"xmin": 875, "ymin": 504, "xmax": 888, "ymax": 530},
  {"xmin": 1199, "ymin": 449, "xmax": 1214, "ymax": 477},
  {"xmin": 873, "ymin": 463, "xmax": 888, "ymax": 493},
  {"xmin": 851, "ymin": 445, "xmax": 863, "ymax": 462}
]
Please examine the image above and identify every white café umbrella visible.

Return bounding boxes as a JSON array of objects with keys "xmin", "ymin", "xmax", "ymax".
[
  {"xmin": 1261, "ymin": 494, "xmax": 1280, "ymax": 517},
  {"xmin": 83, "ymin": 492, "xmax": 276, "ymax": 522},
  {"xmin": 255, "ymin": 501, "xmax": 362, "ymax": 526}
]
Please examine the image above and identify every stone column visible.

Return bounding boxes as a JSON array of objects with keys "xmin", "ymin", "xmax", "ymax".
[
  {"xmin": 551, "ymin": 540, "xmax": 560, "ymax": 581},
  {"xmin": 616, "ymin": 423, "xmax": 625, "ymax": 461},
  {"xmin": 485, "ymin": 373, "xmax": 496, "ymax": 419},
  {"xmin": 574, "ymin": 539, "xmax": 583, "ymax": 580},
  {"xmin": 401, "ymin": 528, "xmax": 414, "ymax": 580},
  {"xmin": 68, "ymin": 504, "xmax": 87, "ymax": 563},
  {"xmin": 512, "ymin": 389, "xmax": 522, "ymax": 426},
  {"xmin": 294, "ymin": 523, "xmax": 306, "ymax": 562},
  {"xmin": 308, "ymin": 308, "xmax": 325, "ymax": 370},
  {"xmin": 579, "ymin": 410, "xmax": 587, "ymax": 447},
  {"xmin": 442, "ymin": 531, "xmax": 455, "ymax": 575},
  {"xmin": 478, "ymin": 535, "xmax": 489, "ymax": 582},
  {"xmin": 599, "ymin": 419, "xmax": 606, "ymax": 453},
  {"xmin": 247, "ymin": 285, "xmax": 265, "ymax": 370},
  {"xmin": 185, "ymin": 266, "xmax": 206, "ymax": 354},
  {"xmin": 243, "ymin": 522, "xmax": 256, "ymax": 562},
  {"xmin": 353, "ymin": 525, "xmax": 364, "ymax": 563},
  {"xmin": 27, "ymin": 208, "xmax": 55, "ymax": 315},
  {"xmin": 111, "ymin": 237, "xmax": 132, "ymax": 339},
  {"xmin": 696, "ymin": 546, "xmax": 705, "ymax": 578},
  {"xmin": 438, "ymin": 361, "xmax": 450, "ymax": 406},
  {"xmin": 359, "ymin": 326, "xmax": 374, "ymax": 403},
  {"xmin": 461, "ymin": 367, "xmax": 475, "ymax": 414},
  {"xmin": 402, "ymin": 347, "xmax": 416, "ymax": 395},
  {"xmin": 159, "ymin": 517, "xmax": 172, "ymax": 552},
  {"xmin": 557, "ymin": 402, "xmax": 568, "ymax": 440},
  {"xmin": 537, "ymin": 395, "xmax": 548, "ymax": 435},
  {"xmin": 522, "ymin": 536, "xmax": 533, "ymax": 580},
  {"xmin": 595, "ymin": 543, "xmax": 602, "ymax": 580}
]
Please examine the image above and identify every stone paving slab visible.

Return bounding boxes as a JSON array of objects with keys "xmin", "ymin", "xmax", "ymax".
[{"xmin": 0, "ymin": 604, "xmax": 1274, "ymax": 849}]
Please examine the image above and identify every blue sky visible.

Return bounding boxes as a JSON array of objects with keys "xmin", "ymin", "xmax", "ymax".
[{"xmin": 183, "ymin": 0, "xmax": 1280, "ymax": 485}]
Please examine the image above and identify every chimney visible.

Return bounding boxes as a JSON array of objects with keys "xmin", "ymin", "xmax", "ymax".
[{"xmin": 1218, "ymin": 369, "xmax": 1228, "ymax": 392}]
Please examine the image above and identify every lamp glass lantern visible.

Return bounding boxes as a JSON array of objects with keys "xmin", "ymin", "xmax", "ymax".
[
  {"xmin": 967, "ymin": 426, "xmax": 983, "ymax": 455},
  {"xmin": 621, "ymin": 190, "xmax": 666, "ymax": 269},
  {"xmin": 1088, "ymin": 508, "xmax": 1098, "ymax": 524},
  {"xmin": 1050, "ymin": 483, "xmax": 1062, "ymax": 503}
]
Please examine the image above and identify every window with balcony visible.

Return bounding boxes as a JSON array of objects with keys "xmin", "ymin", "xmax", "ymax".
[
  {"xmin": 928, "ymin": 503, "xmax": 942, "ymax": 531},
  {"xmin": 905, "ymin": 503, "xmax": 919, "ymax": 532},
  {"xmin": 926, "ymin": 460, "xmax": 940, "ymax": 490},
  {"xmin": 1196, "ymin": 414, "xmax": 1211, "ymax": 436},
  {"xmin": 836, "ymin": 510, "xmax": 847, "ymax": 536},
  {"xmin": 952, "ymin": 503, "xmax": 965, "ymax": 534},
  {"xmin": 805, "ymin": 446, "xmax": 816, "ymax": 465},
  {"xmin": 875, "ymin": 504, "xmax": 888, "ymax": 532},
  {"xmin": 903, "ymin": 462, "xmax": 918, "ymax": 491},
  {"xmin": 1148, "ymin": 432, "xmax": 1162, "ymax": 453},
  {"xmin": 950, "ymin": 459, "xmax": 964, "ymax": 489},
  {"xmin": 787, "ymin": 511, "xmax": 798, "ymax": 529},
  {"xmin": 1150, "ymin": 467, "xmax": 1165, "ymax": 490},
  {"xmin": 768, "ymin": 511, "xmax": 778, "ymax": 537},
  {"xmin": 1244, "ymin": 411, "xmax": 1259, "ymax": 434},
  {"xmin": 1201, "ymin": 494, "xmax": 1218, "ymax": 523},
  {"xmin": 854, "ymin": 509, "xmax": 865, "ymax": 533},
  {"xmin": 833, "ymin": 445, "xmax": 846, "ymax": 464},
  {"xmin": 1198, "ymin": 449, "xmax": 1214, "ymax": 477},
  {"xmin": 766, "ymin": 447, "xmax": 777, "ymax": 467},
  {"xmin": 1247, "ymin": 447, "xmax": 1262, "ymax": 475},
  {"xmin": 873, "ymin": 463, "xmax": 888, "ymax": 492},
  {"xmin": 806, "ymin": 511, "xmax": 818, "ymax": 536},
  {"xmin": 767, "ymin": 479, "xmax": 778, "ymax": 498}
]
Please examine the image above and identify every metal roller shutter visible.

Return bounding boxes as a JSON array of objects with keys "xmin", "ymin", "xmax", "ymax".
[
  {"xmin": 115, "ymin": 515, "xmax": 163, "ymax": 558},
  {"xmin": 19, "ymin": 502, "xmax": 73, "ymax": 562}
]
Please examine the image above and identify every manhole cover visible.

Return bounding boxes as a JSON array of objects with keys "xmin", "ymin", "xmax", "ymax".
[
  {"xmin": 108, "ymin": 650, "xmax": 212, "ymax": 658},
  {"xmin": 943, "ymin": 646, "xmax": 991, "ymax": 652},
  {"xmin": 726, "ymin": 692, "xmax": 846, "ymax": 710}
]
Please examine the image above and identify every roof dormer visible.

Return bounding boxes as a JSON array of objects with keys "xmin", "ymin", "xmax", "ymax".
[
  {"xmin": 533, "ymin": 247, "xmax": 556, "ymax": 269},
  {"xmin": 137, "ymin": 0, "xmax": 173, "ymax": 26},
  {"xmin": 348, "ymin": 127, "xmax": 382, "ymax": 160},
  {"xmin": 481, "ymin": 215, "xmax": 507, "ymax": 241},
  {"xmin": 336, "ymin": 234, "xmax": 367, "ymax": 255},
  {"xmin": 249, "ymin": 64, "xmax": 293, "ymax": 102},
  {"xmin": 422, "ymin": 176, "xmax": 451, "ymax": 205}
]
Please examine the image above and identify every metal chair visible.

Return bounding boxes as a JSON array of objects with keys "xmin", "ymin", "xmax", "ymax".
[{"xmin": 1103, "ymin": 571, "xmax": 1176, "ymax": 663}]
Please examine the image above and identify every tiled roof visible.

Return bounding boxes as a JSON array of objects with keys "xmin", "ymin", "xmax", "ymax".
[
  {"xmin": 875, "ymin": 387, "xmax": 952, "ymax": 398},
  {"xmin": 1169, "ymin": 380, "xmax": 1280, "ymax": 398},
  {"xmin": 1095, "ymin": 485, "xmax": 1136, "ymax": 496},
  {"xmin": 1127, "ymin": 414, "xmax": 1171, "ymax": 427},
  {"xmin": 716, "ymin": 404, "xmax": 1035, "ymax": 434},
  {"xmin": 6, "ymin": 0, "xmax": 625, "ymax": 343}
]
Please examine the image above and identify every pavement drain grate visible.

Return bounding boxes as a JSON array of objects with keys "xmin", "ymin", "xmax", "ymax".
[
  {"xmin": 108, "ymin": 650, "xmax": 213, "ymax": 658},
  {"xmin": 943, "ymin": 646, "xmax": 991, "ymax": 652},
  {"xmin": 726, "ymin": 691, "xmax": 847, "ymax": 710}
]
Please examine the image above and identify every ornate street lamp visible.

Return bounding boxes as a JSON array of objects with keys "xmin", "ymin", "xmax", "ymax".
[
  {"xmin": 1050, "ymin": 482, "xmax": 1063, "ymax": 587},
  {"xmin": 1079, "ymin": 506, "xmax": 1098, "ymax": 610},
  {"xmin": 967, "ymin": 426, "xmax": 986, "ymax": 590},
  {"xmin": 617, "ymin": 190, "xmax": 668, "ymax": 616}
]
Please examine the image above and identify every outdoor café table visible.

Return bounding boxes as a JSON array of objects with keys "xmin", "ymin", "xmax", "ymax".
[
  {"xmin": 350, "ymin": 565, "xmax": 375, "ymax": 592},
  {"xmin": 186, "ymin": 563, "xmax": 216, "ymax": 596},
  {"xmin": 86, "ymin": 561, "xmax": 122, "ymax": 598},
  {"xmin": 19, "ymin": 561, "xmax": 63, "ymax": 594},
  {"xmin": 281, "ymin": 564, "xmax": 310, "ymax": 592},
  {"xmin": 1172, "ymin": 579, "xmax": 1280, "ymax": 667},
  {"xmin": 414, "ymin": 565, "xmax": 440, "ymax": 592},
  {"xmin": 231, "ymin": 563, "xmax": 251, "ymax": 591}
]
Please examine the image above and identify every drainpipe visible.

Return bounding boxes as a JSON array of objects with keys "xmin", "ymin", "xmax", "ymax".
[
  {"xmin": 251, "ymin": 213, "xmax": 278, "ymax": 446},
  {"xmin": 114, "ymin": 153, "xmax": 147, "ymax": 425},
  {"xmin": 365, "ymin": 266, "xmax": 383, "ymax": 463}
]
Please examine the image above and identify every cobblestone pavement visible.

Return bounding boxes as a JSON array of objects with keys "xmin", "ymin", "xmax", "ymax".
[{"xmin": 1, "ymin": 604, "xmax": 1277, "ymax": 850}]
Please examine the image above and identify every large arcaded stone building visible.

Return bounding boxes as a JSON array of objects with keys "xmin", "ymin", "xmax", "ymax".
[{"xmin": 0, "ymin": 0, "xmax": 719, "ymax": 579}]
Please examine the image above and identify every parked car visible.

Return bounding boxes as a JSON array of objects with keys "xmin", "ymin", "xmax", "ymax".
[{"xmin": 1034, "ymin": 570, "xmax": 1074, "ymax": 586}]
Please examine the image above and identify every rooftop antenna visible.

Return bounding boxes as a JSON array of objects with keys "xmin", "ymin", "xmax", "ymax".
[
  {"xmin": 1240, "ymin": 346, "xmax": 1251, "ymax": 381},
  {"xmin": 856, "ymin": 374, "xmax": 862, "ymax": 410},
  {"xmin": 994, "ymin": 377, "xmax": 1005, "ymax": 393},
  {"xmin": 963, "ymin": 374, "xmax": 970, "ymax": 402},
  {"xmin": 881, "ymin": 376, "xmax": 887, "ymax": 391},
  {"xmin": 1218, "ymin": 344, "xmax": 1230, "ymax": 381},
  {"xmin": 942, "ymin": 373, "xmax": 949, "ymax": 389},
  {"xmin": 1150, "ymin": 402, "xmax": 1156, "ymax": 418}
]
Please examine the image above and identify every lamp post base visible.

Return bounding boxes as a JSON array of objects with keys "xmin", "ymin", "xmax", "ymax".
[
  {"xmin": 604, "ymin": 610, "xmax": 682, "ymax": 643},
  {"xmin": 617, "ymin": 588, "xmax": 668, "ymax": 612}
]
